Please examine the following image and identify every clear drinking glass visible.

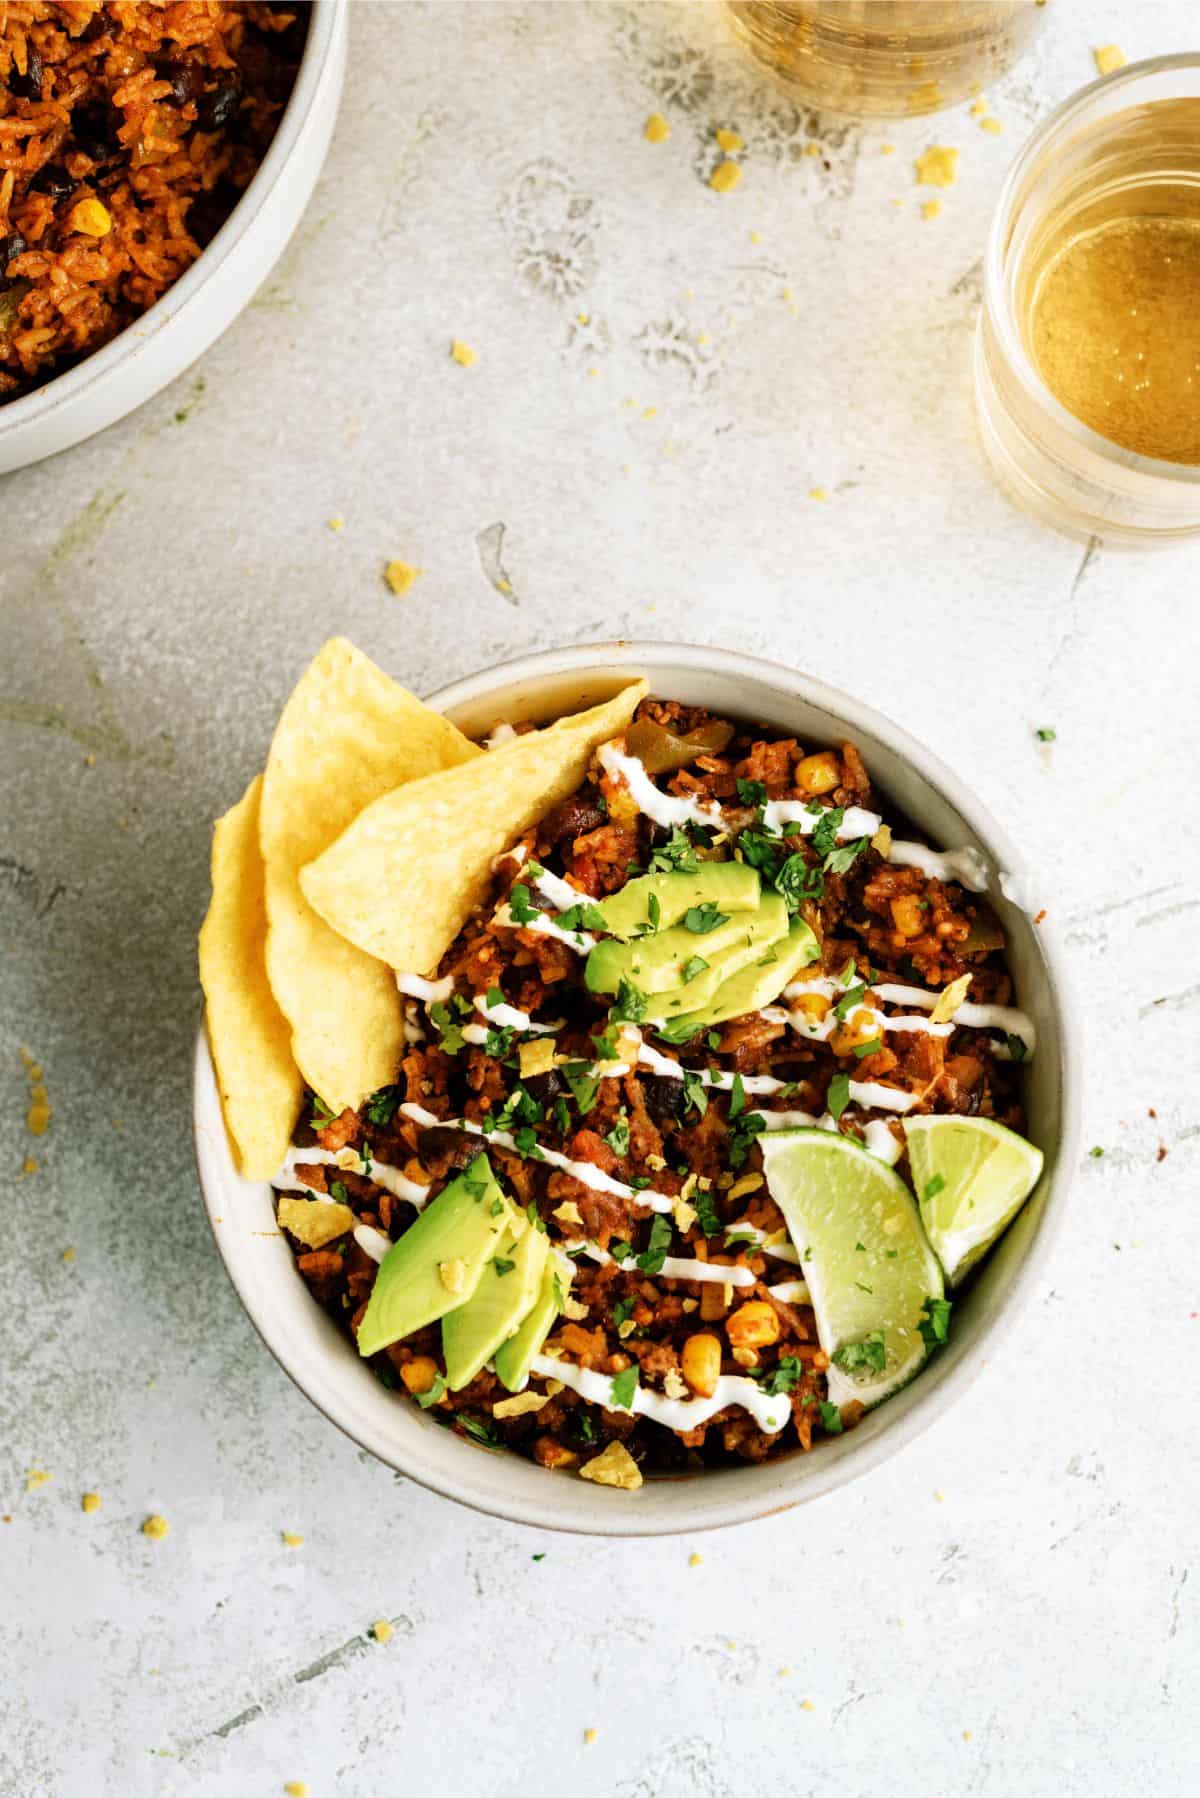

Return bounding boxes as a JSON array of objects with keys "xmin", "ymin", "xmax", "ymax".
[
  {"xmin": 974, "ymin": 55, "xmax": 1200, "ymax": 544},
  {"xmin": 720, "ymin": 0, "xmax": 1048, "ymax": 118}
]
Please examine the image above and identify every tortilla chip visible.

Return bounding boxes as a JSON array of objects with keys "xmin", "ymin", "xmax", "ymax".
[
  {"xmin": 277, "ymin": 1195, "xmax": 357, "ymax": 1249},
  {"xmin": 260, "ymin": 639, "xmax": 479, "ymax": 1112},
  {"xmin": 300, "ymin": 683, "xmax": 647, "ymax": 976},
  {"xmin": 199, "ymin": 776, "xmax": 303, "ymax": 1179}
]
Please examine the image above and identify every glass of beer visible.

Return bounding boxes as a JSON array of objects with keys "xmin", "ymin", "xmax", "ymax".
[
  {"xmin": 721, "ymin": 1, "xmax": 1048, "ymax": 118},
  {"xmin": 975, "ymin": 54, "xmax": 1200, "ymax": 543}
]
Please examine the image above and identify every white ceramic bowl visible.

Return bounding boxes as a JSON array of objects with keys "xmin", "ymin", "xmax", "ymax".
[
  {"xmin": 0, "ymin": 0, "xmax": 347, "ymax": 475},
  {"xmin": 193, "ymin": 642, "xmax": 1080, "ymax": 1536}
]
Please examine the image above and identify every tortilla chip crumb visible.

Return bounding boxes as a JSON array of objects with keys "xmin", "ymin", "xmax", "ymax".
[
  {"xmin": 643, "ymin": 112, "xmax": 669, "ymax": 144},
  {"xmin": 281, "ymin": 1531, "xmax": 304, "ymax": 1548},
  {"xmin": 579, "ymin": 1440, "xmax": 643, "ymax": 1490},
  {"xmin": 709, "ymin": 159, "xmax": 741, "ymax": 194},
  {"xmin": 493, "ymin": 1390, "xmax": 551, "ymax": 1420},
  {"xmin": 552, "ymin": 1199, "xmax": 584, "ymax": 1227},
  {"xmin": 801, "ymin": 1698, "xmax": 816, "ymax": 1712},
  {"xmin": 1094, "ymin": 44, "xmax": 1126, "ymax": 76},
  {"xmin": 963, "ymin": 1730, "xmax": 974, "ymax": 1742},
  {"xmin": 520, "ymin": 1039, "xmax": 558, "ymax": 1079},
  {"xmin": 81, "ymin": 1492, "xmax": 101, "ymax": 1514},
  {"xmin": 682, "ymin": 1297, "xmax": 699, "ymax": 1313},
  {"xmin": 934, "ymin": 1489, "xmax": 945, "ymax": 1503},
  {"xmin": 664, "ymin": 1369, "xmax": 688, "ymax": 1400},
  {"xmin": 384, "ymin": 559, "xmax": 423, "ymax": 596},
  {"xmin": 749, "ymin": 229, "xmax": 762, "ymax": 243},
  {"xmin": 284, "ymin": 1784, "xmax": 309, "ymax": 1797},
  {"xmin": 562, "ymin": 1294, "xmax": 589, "ymax": 1322},
  {"xmin": 921, "ymin": 199, "xmax": 943, "ymax": 221},
  {"xmin": 930, "ymin": 973, "xmax": 972, "ymax": 1025},
  {"xmin": 25, "ymin": 1468, "xmax": 50, "ymax": 1492},
  {"xmin": 371, "ymin": 1619, "xmax": 394, "ymax": 1644},
  {"xmin": 672, "ymin": 1195, "xmax": 697, "ymax": 1233},
  {"xmin": 915, "ymin": 145, "xmax": 959, "ymax": 188},
  {"xmin": 980, "ymin": 116, "xmax": 1003, "ymax": 134},
  {"xmin": 21, "ymin": 1049, "xmax": 50, "ymax": 1136},
  {"xmin": 688, "ymin": 1551, "xmax": 703, "ymax": 1567},
  {"xmin": 727, "ymin": 1173, "xmax": 763, "ymax": 1201},
  {"xmin": 871, "ymin": 823, "xmax": 893, "ymax": 858},
  {"xmin": 438, "ymin": 1258, "xmax": 466, "ymax": 1295},
  {"xmin": 327, "ymin": 516, "xmax": 345, "ymax": 532},
  {"xmin": 61, "ymin": 1245, "xmax": 75, "ymax": 1262},
  {"xmin": 22, "ymin": 1156, "xmax": 38, "ymax": 1175},
  {"xmin": 642, "ymin": 405, "xmax": 657, "ymax": 420},
  {"xmin": 142, "ymin": 1514, "xmax": 169, "ymax": 1540},
  {"xmin": 715, "ymin": 127, "xmax": 743, "ymax": 152},
  {"xmin": 880, "ymin": 143, "xmax": 896, "ymax": 155},
  {"xmin": 808, "ymin": 486, "xmax": 829, "ymax": 502},
  {"xmin": 450, "ymin": 338, "xmax": 476, "ymax": 367},
  {"xmin": 583, "ymin": 1729, "xmax": 599, "ymax": 1746}
]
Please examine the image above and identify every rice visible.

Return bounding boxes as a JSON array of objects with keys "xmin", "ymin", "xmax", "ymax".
[{"xmin": 0, "ymin": 1, "xmax": 307, "ymax": 401}]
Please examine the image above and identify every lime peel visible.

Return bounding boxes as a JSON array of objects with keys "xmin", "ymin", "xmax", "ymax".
[{"xmin": 904, "ymin": 1115, "xmax": 1044, "ymax": 1287}]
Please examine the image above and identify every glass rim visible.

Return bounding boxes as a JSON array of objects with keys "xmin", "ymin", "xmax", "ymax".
[{"xmin": 982, "ymin": 51, "xmax": 1200, "ymax": 488}]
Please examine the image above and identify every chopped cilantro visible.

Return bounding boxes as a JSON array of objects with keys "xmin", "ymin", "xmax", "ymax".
[
  {"xmin": 610, "ymin": 1239, "xmax": 633, "ymax": 1263},
  {"xmin": 853, "ymin": 1279, "xmax": 874, "ymax": 1294},
  {"xmin": 727, "ymin": 1110, "xmax": 766, "ymax": 1170},
  {"xmin": 647, "ymin": 892, "xmax": 661, "ymax": 931},
  {"xmin": 558, "ymin": 900, "xmax": 609, "ymax": 933},
  {"xmin": 1005, "ymin": 1033, "xmax": 1029, "ymax": 1063},
  {"xmin": 308, "ymin": 1094, "xmax": 337, "ymax": 1129},
  {"xmin": 736, "ymin": 778, "xmax": 767, "ymax": 807},
  {"xmin": 681, "ymin": 1069, "xmax": 708, "ymax": 1117},
  {"xmin": 564, "ymin": 1061, "xmax": 600, "ymax": 1115},
  {"xmin": 851, "ymin": 1037, "xmax": 884, "ymax": 1059},
  {"xmin": 490, "ymin": 1197, "xmax": 503, "ymax": 1216},
  {"xmin": 553, "ymin": 1096, "xmax": 571, "ymax": 1137},
  {"xmin": 810, "ymin": 806, "xmax": 844, "ymax": 860},
  {"xmin": 694, "ymin": 1188, "xmax": 722, "ymax": 1238},
  {"xmin": 512, "ymin": 1125, "xmax": 543, "ymax": 1159},
  {"xmin": 483, "ymin": 1025, "xmax": 515, "ymax": 1057},
  {"xmin": 818, "ymin": 1400, "xmax": 844, "ymax": 1435},
  {"xmin": 363, "ymin": 1084, "xmax": 402, "ymax": 1127},
  {"xmin": 416, "ymin": 1372, "xmax": 447, "ymax": 1409},
  {"xmin": 485, "ymin": 986, "xmax": 505, "ymax": 1009},
  {"xmin": 923, "ymin": 1174, "xmax": 946, "ymax": 1202},
  {"xmin": 609, "ymin": 1364, "xmax": 639, "ymax": 1410},
  {"xmin": 775, "ymin": 853, "xmax": 825, "ymax": 911},
  {"xmin": 760, "ymin": 1355, "xmax": 804, "ymax": 1395},
  {"xmin": 823, "ymin": 837, "xmax": 868, "ymax": 877},
  {"xmin": 606, "ymin": 1111, "xmax": 631, "ymax": 1157},
  {"xmin": 1035, "ymin": 726, "xmax": 1057, "ymax": 742},
  {"xmin": 531, "ymin": 1553, "xmax": 546, "ymax": 1562},
  {"xmin": 636, "ymin": 1214, "xmax": 673, "ymax": 1275},
  {"xmin": 682, "ymin": 954, "xmax": 709, "ymax": 983},
  {"xmin": 612, "ymin": 1296, "xmax": 635, "ymax": 1329},
  {"xmin": 648, "ymin": 828, "xmax": 698, "ymax": 875},
  {"xmin": 738, "ymin": 830, "xmax": 783, "ymax": 880},
  {"xmin": 507, "ymin": 883, "xmax": 538, "ymax": 925},
  {"xmin": 826, "ymin": 1073, "xmax": 851, "ymax": 1121},
  {"xmin": 833, "ymin": 982, "xmax": 867, "ymax": 1021},
  {"xmin": 683, "ymin": 902, "xmax": 727, "ymax": 934},
  {"xmin": 611, "ymin": 979, "xmax": 648, "ymax": 1024},
  {"xmin": 551, "ymin": 1271, "xmax": 566, "ymax": 1307},
  {"xmin": 457, "ymin": 1413, "xmax": 502, "ymax": 1447},
  {"xmin": 430, "ymin": 1001, "xmax": 465, "ymax": 1055},
  {"xmin": 707, "ymin": 1030, "xmax": 723, "ymax": 1051},
  {"xmin": 832, "ymin": 1330, "xmax": 886, "ymax": 1373},
  {"xmin": 728, "ymin": 1073, "xmax": 747, "ymax": 1120},
  {"xmin": 919, "ymin": 1295, "xmax": 952, "ymax": 1348},
  {"xmin": 328, "ymin": 1179, "xmax": 349, "ymax": 1204},
  {"xmin": 491, "ymin": 1256, "xmax": 516, "ymax": 1276}
]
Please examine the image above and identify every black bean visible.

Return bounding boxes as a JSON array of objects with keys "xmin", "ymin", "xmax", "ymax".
[
  {"xmin": 9, "ymin": 46, "xmax": 44, "ymax": 98},
  {"xmin": 28, "ymin": 163, "xmax": 75, "ymax": 200},
  {"xmin": 525, "ymin": 1068, "xmax": 568, "ymax": 1106},
  {"xmin": 198, "ymin": 81, "xmax": 242, "ymax": 133},
  {"xmin": 542, "ymin": 791, "xmax": 607, "ymax": 848},
  {"xmin": 158, "ymin": 58, "xmax": 204, "ymax": 105},
  {"xmin": 72, "ymin": 101, "xmax": 119, "ymax": 163},
  {"xmin": 640, "ymin": 1075, "xmax": 686, "ymax": 1125}
]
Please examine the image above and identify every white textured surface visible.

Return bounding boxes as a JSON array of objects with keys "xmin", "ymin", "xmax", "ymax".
[{"xmin": 2, "ymin": 4, "xmax": 1198, "ymax": 1794}]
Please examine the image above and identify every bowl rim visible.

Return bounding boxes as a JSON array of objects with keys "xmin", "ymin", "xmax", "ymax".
[
  {"xmin": 0, "ymin": 0, "xmax": 344, "ymax": 437},
  {"xmin": 193, "ymin": 638, "xmax": 1081, "ymax": 1536}
]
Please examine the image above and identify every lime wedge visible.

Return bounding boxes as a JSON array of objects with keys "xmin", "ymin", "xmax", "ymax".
[
  {"xmin": 903, "ymin": 1115, "xmax": 1044, "ymax": 1288},
  {"xmin": 759, "ymin": 1128, "xmax": 944, "ymax": 1412}
]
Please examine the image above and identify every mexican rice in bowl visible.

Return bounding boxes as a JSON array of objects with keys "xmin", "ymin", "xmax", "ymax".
[
  {"xmin": 0, "ymin": 0, "xmax": 308, "ymax": 402},
  {"xmin": 196, "ymin": 641, "xmax": 1072, "ymax": 1527}
]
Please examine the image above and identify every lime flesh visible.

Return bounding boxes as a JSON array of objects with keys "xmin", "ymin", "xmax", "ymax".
[
  {"xmin": 904, "ymin": 1114, "xmax": 1044, "ymax": 1288},
  {"xmin": 759, "ymin": 1128, "xmax": 944, "ymax": 1411}
]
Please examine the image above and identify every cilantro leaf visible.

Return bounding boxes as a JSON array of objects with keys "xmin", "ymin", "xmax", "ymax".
[
  {"xmin": 823, "ymin": 837, "xmax": 868, "ymax": 877},
  {"xmin": 610, "ymin": 979, "xmax": 648, "ymax": 1024},
  {"xmin": 612, "ymin": 1295, "xmax": 636, "ymax": 1329},
  {"xmin": 851, "ymin": 1037, "xmax": 884, "ymax": 1059},
  {"xmin": 429, "ymin": 1001, "xmax": 465, "ymax": 1055},
  {"xmin": 681, "ymin": 1068, "xmax": 708, "ymax": 1117},
  {"xmin": 558, "ymin": 900, "xmax": 609, "ymax": 933},
  {"xmin": 736, "ymin": 778, "xmax": 767, "ymax": 807},
  {"xmin": 810, "ymin": 806, "xmax": 845, "ymax": 861},
  {"xmin": 833, "ymin": 982, "xmax": 867, "ymax": 1021},
  {"xmin": 563, "ymin": 1061, "xmax": 600, "ymax": 1115},
  {"xmin": 636, "ymin": 1214, "xmax": 673, "ymax": 1275},
  {"xmin": 775, "ymin": 853, "xmax": 824, "ymax": 911},
  {"xmin": 507, "ymin": 883, "xmax": 538, "ymax": 925},
  {"xmin": 818, "ymin": 1400, "xmax": 844, "ymax": 1435},
  {"xmin": 760, "ymin": 1355, "xmax": 804, "ymax": 1395},
  {"xmin": 683, "ymin": 902, "xmax": 727, "ymax": 935},
  {"xmin": 694, "ymin": 1188, "xmax": 722, "ymax": 1238},
  {"xmin": 826, "ymin": 1072, "xmax": 851, "ymax": 1122},
  {"xmin": 416, "ymin": 1372, "xmax": 447, "ymax": 1409},
  {"xmin": 919, "ymin": 1296, "xmax": 952, "ymax": 1348},
  {"xmin": 682, "ymin": 954, "xmax": 709, "ymax": 983},
  {"xmin": 647, "ymin": 892, "xmax": 661, "ymax": 931},
  {"xmin": 727, "ymin": 1110, "xmax": 765, "ymax": 1170},
  {"xmin": 648, "ymin": 828, "xmax": 698, "ymax": 875},
  {"xmin": 606, "ymin": 1111, "xmax": 631, "ymax": 1157},
  {"xmin": 363, "ymin": 1084, "xmax": 402, "ymax": 1127},
  {"xmin": 923, "ymin": 1173, "xmax": 946, "ymax": 1202},
  {"xmin": 1005, "ymin": 1032, "xmax": 1029, "ymax": 1062},
  {"xmin": 491, "ymin": 1256, "xmax": 516, "ymax": 1276},
  {"xmin": 609, "ymin": 1364, "xmax": 639, "ymax": 1410},
  {"xmin": 832, "ymin": 1330, "xmax": 886, "ymax": 1374}
]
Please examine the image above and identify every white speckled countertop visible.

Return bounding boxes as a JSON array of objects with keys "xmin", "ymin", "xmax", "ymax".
[{"xmin": 2, "ymin": 3, "xmax": 1197, "ymax": 1794}]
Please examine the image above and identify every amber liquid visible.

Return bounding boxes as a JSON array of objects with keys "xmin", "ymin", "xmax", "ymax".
[
  {"xmin": 721, "ymin": 0, "xmax": 1047, "ymax": 118},
  {"xmin": 1017, "ymin": 99, "xmax": 1200, "ymax": 465}
]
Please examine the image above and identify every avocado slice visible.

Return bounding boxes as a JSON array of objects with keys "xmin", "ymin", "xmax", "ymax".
[
  {"xmin": 442, "ymin": 1218, "xmax": 549, "ymax": 1390},
  {"xmin": 587, "ymin": 902, "xmax": 775, "ymax": 996},
  {"xmin": 596, "ymin": 862, "xmax": 760, "ymax": 940},
  {"xmin": 494, "ymin": 1256, "xmax": 571, "ymax": 1393},
  {"xmin": 655, "ymin": 917, "xmax": 821, "ymax": 1042},
  {"xmin": 356, "ymin": 1155, "xmax": 511, "ymax": 1357},
  {"xmin": 645, "ymin": 892, "xmax": 790, "ymax": 1022}
]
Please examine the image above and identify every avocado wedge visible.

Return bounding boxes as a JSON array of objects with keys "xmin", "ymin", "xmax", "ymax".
[
  {"xmin": 586, "ymin": 901, "xmax": 772, "ymax": 996},
  {"xmin": 494, "ymin": 1256, "xmax": 571, "ymax": 1393},
  {"xmin": 655, "ymin": 917, "xmax": 821, "ymax": 1042},
  {"xmin": 596, "ymin": 862, "xmax": 760, "ymax": 940},
  {"xmin": 442, "ymin": 1219, "xmax": 549, "ymax": 1390},
  {"xmin": 356, "ymin": 1155, "xmax": 512, "ymax": 1357},
  {"xmin": 645, "ymin": 892, "xmax": 790, "ymax": 1023}
]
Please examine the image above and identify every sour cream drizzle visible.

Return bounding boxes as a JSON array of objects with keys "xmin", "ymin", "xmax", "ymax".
[
  {"xmin": 396, "ymin": 972, "xmax": 454, "ymax": 1004},
  {"xmin": 562, "ymin": 1237, "xmax": 758, "ymax": 1287},
  {"xmin": 354, "ymin": 1224, "xmax": 393, "ymax": 1263},
  {"xmin": 530, "ymin": 1352, "xmax": 788, "ymax": 1434},
  {"xmin": 399, "ymin": 1102, "xmax": 676, "ymax": 1214},
  {"xmin": 599, "ymin": 743, "xmax": 991, "ymax": 893},
  {"xmin": 273, "ymin": 1144, "xmax": 431, "ymax": 1209}
]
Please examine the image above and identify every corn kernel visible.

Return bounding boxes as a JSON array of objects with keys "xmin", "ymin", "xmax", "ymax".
[
  {"xmin": 890, "ymin": 894, "xmax": 925, "ymax": 938},
  {"xmin": 795, "ymin": 751, "xmax": 840, "ymax": 796},
  {"xmin": 726, "ymin": 1301, "xmax": 781, "ymax": 1349},
  {"xmin": 69, "ymin": 198, "xmax": 111, "ymax": 237},
  {"xmin": 400, "ymin": 1355, "xmax": 439, "ymax": 1396},
  {"xmin": 681, "ymin": 1332, "xmax": 722, "ymax": 1398}
]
